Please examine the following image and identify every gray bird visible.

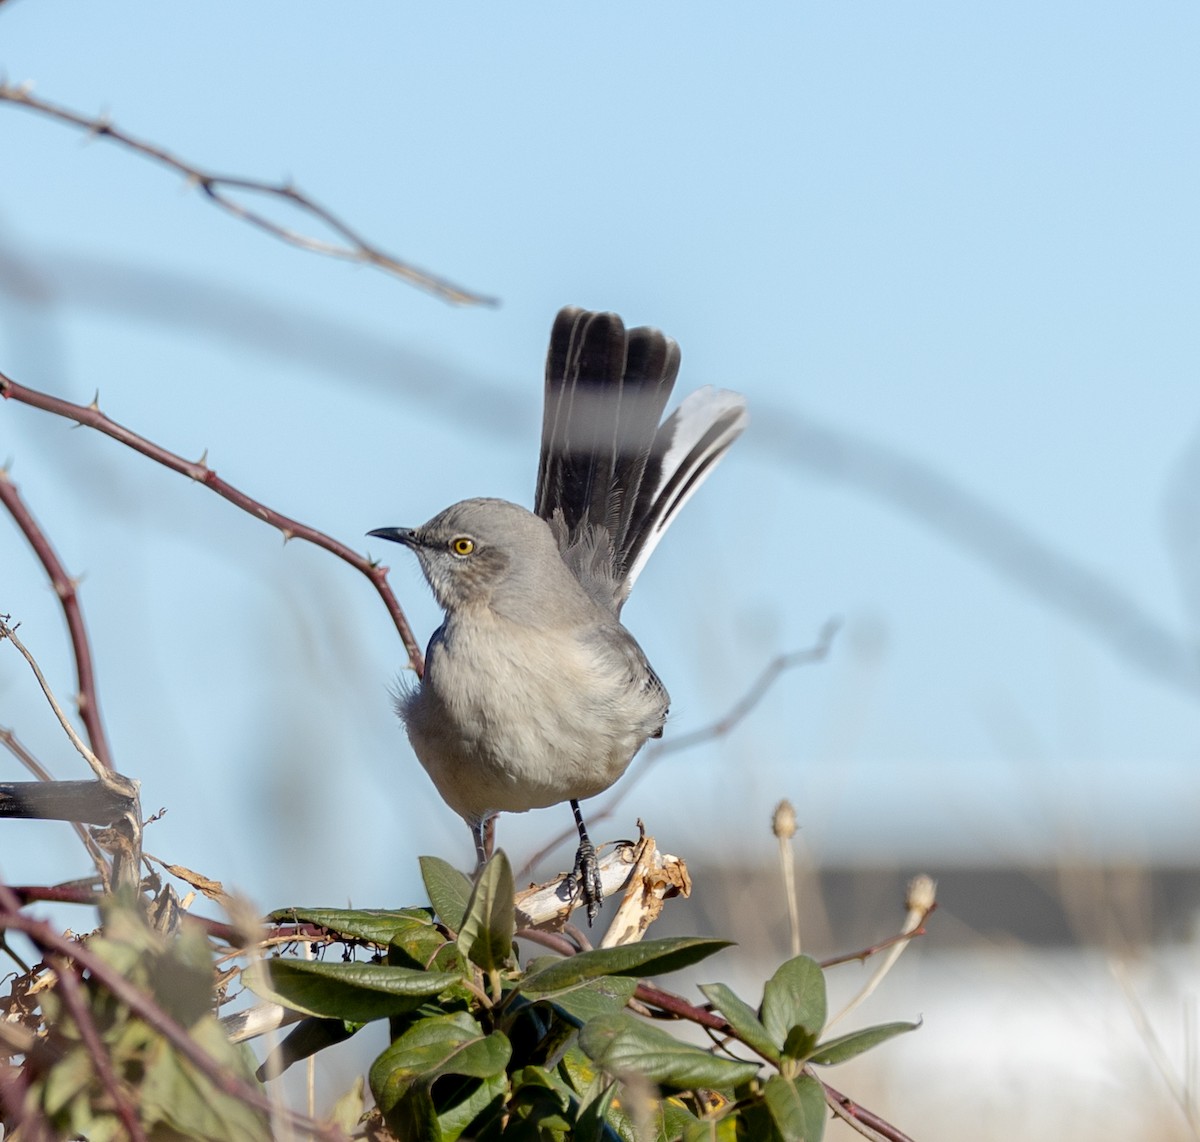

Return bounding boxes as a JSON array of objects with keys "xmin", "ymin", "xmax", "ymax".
[{"xmin": 370, "ymin": 307, "xmax": 747, "ymax": 921}]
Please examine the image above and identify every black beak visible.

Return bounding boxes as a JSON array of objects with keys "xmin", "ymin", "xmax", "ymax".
[{"xmin": 368, "ymin": 526, "xmax": 417, "ymax": 547}]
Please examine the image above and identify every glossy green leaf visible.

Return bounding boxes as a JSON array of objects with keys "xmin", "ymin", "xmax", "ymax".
[
  {"xmin": 760, "ymin": 956, "xmax": 826, "ymax": 1055},
  {"xmin": 255, "ymin": 957, "xmax": 459, "ymax": 1022},
  {"xmin": 435, "ymin": 1070, "xmax": 509, "ymax": 1140},
  {"xmin": 572, "ymin": 1080, "xmax": 619, "ymax": 1142},
  {"xmin": 699, "ymin": 982, "xmax": 780, "ymax": 1063},
  {"xmin": 521, "ymin": 937, "xmax": 732, "ymax": 996},
  {"xmin": 420, "ymin": 854, "xmax": 474, "ymax": 931},
  {"xmin": 458, "ymin": 850, "xmax": 516, "ymax": 972},
  {"xmin": 267, "ymin": 906, "xmax": 435, "ymax": 945},
  {"xmin": 370, "ymin": 1011, "xmax": 511, "ymax": 1114},
  {"xmin": 809, "ymin": 1020, "xmax": 920, "ymax": 1066},
  {"xmin": 545, "ymin": 974, "xmax": 639, "ymax": 1025},
  {"xmin": 579, "ymin": 1013, "xmax": 760, "ymax": 1090},
  {"xmin": 763, "ymin": 1072, "xmax": 826, "ymax": 1142}
]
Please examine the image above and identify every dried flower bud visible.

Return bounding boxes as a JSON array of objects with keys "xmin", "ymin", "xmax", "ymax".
[
  {"xmin": 906, "ymin": 874, "xmax": 937, "ymax": 915},
  {"xmin": 772, "ymin": 799, "xmax": 797, "ymax": 840}
]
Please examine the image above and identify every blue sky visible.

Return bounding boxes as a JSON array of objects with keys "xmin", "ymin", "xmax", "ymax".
[{"xmin": 2, "ymin": 2, "xmax": 1200, "ymax": 912}]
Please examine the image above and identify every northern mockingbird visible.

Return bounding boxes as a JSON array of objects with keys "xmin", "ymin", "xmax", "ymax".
[{"xmin": 370, "ymin": 307, "xmax": 747, "ymax": 921}]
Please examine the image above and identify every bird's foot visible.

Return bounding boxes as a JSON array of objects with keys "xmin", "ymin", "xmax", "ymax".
[{"xmin": 566, "ymin": 838, "xmax": 604, "ymax": 926}]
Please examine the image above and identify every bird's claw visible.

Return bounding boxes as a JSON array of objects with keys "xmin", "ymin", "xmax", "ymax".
[{"xmin": 566, "ymin": 838, "xmax": 604, "ymax": 925}]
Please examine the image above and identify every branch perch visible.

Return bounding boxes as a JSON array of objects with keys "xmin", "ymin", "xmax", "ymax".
[{"xmin": 0, "ymin": 82, "xmax": 495, "ymax": 307}]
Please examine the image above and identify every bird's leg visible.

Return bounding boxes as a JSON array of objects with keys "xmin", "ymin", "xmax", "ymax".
[
  {"xmin": 470, "ymin": 820, "xmax": 488, "ymax": 873},
  {"xmin": 565, "ymin": 799, "xmax": 604, "ymax": 925}
]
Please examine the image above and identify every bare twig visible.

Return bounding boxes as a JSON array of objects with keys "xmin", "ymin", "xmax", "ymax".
[
  {"xmin": 761, "ymin": 407, "xmax": 1200, "ymax": 700},
  {"xmin": 1112, "ymin": 958, "xmax": 1200, "ymax": 1135},
  {"xmin": 0, "ymin": 468, "xmax": 114, "ymax": 770},
  {"xmin": 0, "ymin": 618, "xmax": 141, "ymax": 887},
  {"xmin": 0, "ymin": 372, "xmax": 425, "ymax": 674},
  {"xmin": 823, "ymin": 1079, "xmax": 916, "ymax": 1142},
  {"xmin": 0, "ymin": 82, "xmax": 495, "ymax": 307},
  {"xmin": 519, "ymin": 621, "xmax": 839, "ymax": 877},
  {"xmin": 0, "ymin": 619, "xmax": 113, "ymax": 787},
  {"xmin": 826, "ymin": 875, "xmax": 936, "ymax": 1031}
]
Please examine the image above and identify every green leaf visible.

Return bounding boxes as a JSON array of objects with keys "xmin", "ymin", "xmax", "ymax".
[
  {"xmin": 421, "ymin": 854, "xmax": 474, "ymax": 931},
  {"xmin": 369, "ymin": 1011, "xmax": 511, "ymax": 1115},
  {"xmin": 544, "ymin": 975, "xmax": 639, "ymax": 1025},
  {"xmin": 149, "ymin": 921, "xmax": 216, "ymax": 1027},
  {"xmin": 436, "ymin": 1070, "xmax": 509, "ymax": 1140},
  {"xmin": 268, "ymin": 906, "xmax": 436, "ymax": 945},
  {"xmin": 573, "ymin": 1080, "xmax": 619, "ymax": 1142},
  {"xmin": 809, "ymin": 1020, "xmax": 920, "ymax": 1066},
  {"xmin": 255, "ymin": 1016, "xmax": 358, "ymax": 1080},
  {"xmin": 457, "ymin": 850, "xmax": 515, "ymax": 973},
  {"xmin": 383, "ymin": 914, "xmax": 465, "ymax": 974},
  {"xmin": 254, "ymin": 958, "xmax": 460, "ymax": 1022},
  {"xmin": 760, "ymin": 956, "xmax": 826, "ymax": 1056},
  {"xmin": 139, "ymin": 1018, "xmax": 270, "ymax": 1142},
  {"xmin": 521, "ymin": 937, "xmax": 732, "ymax": 996},
  {"xmin": 328, "ymin": 1075, "xmax": 366, "ymax": 1134},
  {"xmin": 42, "ymin": 1045, "xmax": 93, "ymax": 1115},
  {"xmin": 682, "ymin": 1116, "xmax": 739, "ymax": 1142},
  {"xmin": 699, "ymin": 982, "xmax": 780, "ymax": 1063},
  {"xmin": 579, "ymin": 1013, "xmax": 760, "ymax": 1090},
  {"xmin": 763, "ymin": 1072, "xmax": 826, "ymax": 1142}
]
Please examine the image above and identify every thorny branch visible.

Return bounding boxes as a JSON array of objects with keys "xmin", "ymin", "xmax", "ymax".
[
  {"xmin": 519, "ymin": 619, "xmax": 840, "ymax": 878},
  {"xmin": 0, "ymin": 82, "xmax": 495, "ymax": 307},
  {"xmin": 0, "ymin": 371, "xmax": 425, "ymax": 675},
  {"xmin": 0, "ymin": 468, "xmax": 114, "ymax": 770}
]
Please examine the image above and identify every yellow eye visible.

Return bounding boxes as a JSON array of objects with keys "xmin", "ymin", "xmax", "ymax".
[{"xmin": 450, "ymin": 536, "xmax": 475, "ymax": 557}]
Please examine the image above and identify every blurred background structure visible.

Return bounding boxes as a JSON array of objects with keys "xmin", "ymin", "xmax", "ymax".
[{"xmin": 2, "ymin": 4, "xmax": 1199, "ymax": 1138}]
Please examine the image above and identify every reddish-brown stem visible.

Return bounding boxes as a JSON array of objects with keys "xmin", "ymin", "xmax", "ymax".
[
  {"xmin": 819, "ymin": 922, "xmax": 929, "ymax": 969},
  {"xmin": 53, "ymin": 960, "xmax": 148, "ymax": 1142},
  {"xmin": 0, "ymin": 83, "xmax": 494, "ymax": 308},
  {"xmin": 823, "ymin": 1079, "xmax": 916, "ymax": 1142},
  {"xmin": 633, "ymin": 981, "xmax": 728, "ymax": 1032},
  {"xmin": 0, "ymin": 372, "xmax": 424, "ymax": 676},
  {"xmin": 0, "ymin": 472, "xmax": 114, "ymax": 770}
]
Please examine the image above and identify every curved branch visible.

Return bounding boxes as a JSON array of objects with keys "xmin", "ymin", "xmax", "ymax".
[
  {"xmin": 0, "ymin": 83, "xmax": 495, "ymax": 308},
  {"xmin": 0, "ymin": 372, "xmax": 424, "ymax": 675}
]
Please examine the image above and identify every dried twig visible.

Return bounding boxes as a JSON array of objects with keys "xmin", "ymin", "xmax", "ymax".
[
  {"xmin": 0, "ymin": 372, "xmax": 424, "ymax": 674},
  {"xmin": 0, "ymin": 468, "xmax": 113, "ymax": 770},
  {"xmin": 826, "ymin": 875, "xmax": 936, "ymax": 1030},
  {"xmin": 0, "ymin": 618, "xmax": 142, "ymax": 887},
  {"xmin": 772, "ymin": 799, "xmax": 801, "ymax": 956},
  {"xmin": 519, "ymin": 620, "xmax": 839, "ymax": 877},
  {"xmin": 0, "ymin": 619, "xmax": 116, "ymax": 789},
  {"xmin": 0, "ymin": 82, "xmax": 495, "ymax": 307}
]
